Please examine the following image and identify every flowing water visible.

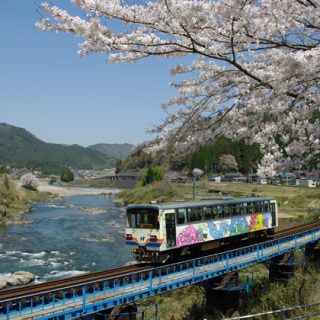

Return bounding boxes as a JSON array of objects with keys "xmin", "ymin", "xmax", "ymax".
[{"xmin": 0, "ymin": 194, "xmax": 132, "ymax": 282}]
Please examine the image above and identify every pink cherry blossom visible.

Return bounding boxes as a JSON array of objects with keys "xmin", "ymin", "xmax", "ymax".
[{"xmin": 37, "ymin": 1, "xmax": 320, "ymax": 169}]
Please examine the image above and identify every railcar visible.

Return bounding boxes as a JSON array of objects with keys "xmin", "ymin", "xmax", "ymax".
[{"xmin": 125, "ymin": 197, "xmax": 278, "ymax": 263}]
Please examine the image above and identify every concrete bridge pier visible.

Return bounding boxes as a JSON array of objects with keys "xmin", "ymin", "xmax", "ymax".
[
  {"xmin": 268, "ymin": 251, "xmax": 302, "ymax": 282},
  {"xmin": 203, "ymin": 272, "xmax": 243, "ymax": 317}
]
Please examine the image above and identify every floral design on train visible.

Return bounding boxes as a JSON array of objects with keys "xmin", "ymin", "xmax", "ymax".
[
  {"xmin": 208, "ymin": 220, "xmax": 229, "ymax": 239},
  {"xmin": 176, "ymin": 213, "xmax": 272, "ymax": 247},
  {"xmin": 229, "ymin": 217, "xmax": 250, "ymax": 236},
  {"xmin": 176, "ymin": 225, "xmax": 200, "ymax": 247}
]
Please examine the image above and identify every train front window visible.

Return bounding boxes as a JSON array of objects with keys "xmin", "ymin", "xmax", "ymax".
[{"xmin": 127, "ymin": 208, "xmax": 159, "ymax": 229}]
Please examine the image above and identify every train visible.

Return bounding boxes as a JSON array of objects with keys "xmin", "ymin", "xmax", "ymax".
[{"xmin": 125, "ymin": 196, "xmax": 278, "ymax": 263}]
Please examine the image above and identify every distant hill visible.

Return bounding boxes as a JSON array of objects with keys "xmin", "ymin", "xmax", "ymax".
[
  {"xmin": 88, "ymin": 143, "xmax": 134, "ymax": 160},
  {"xmin": 0, "ymin": 123, "xmax": 115, "ymax": 174}
]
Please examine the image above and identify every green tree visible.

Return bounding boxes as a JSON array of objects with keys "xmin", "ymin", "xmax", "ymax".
[
  {"xmin": 60, "ymin": 167, "xmax": 74, "ymax": 182},
  {"xmin": 0, "ymin": 165, "xmax": 9, "ymax": 174},
  {"xmin": 139, "ymin": 166, "xmax": 164, "ymax": 186},
  {"xmin": 0, "ymin": 175, "xmax": 17, "ymax": 217}
]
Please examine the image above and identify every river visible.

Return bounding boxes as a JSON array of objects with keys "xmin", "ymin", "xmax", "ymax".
[{"xmin": 0, "ymin": 194, "xmax": 132, "ymax": 283}]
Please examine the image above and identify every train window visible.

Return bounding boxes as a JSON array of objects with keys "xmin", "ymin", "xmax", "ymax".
[
  {"xmin": 213, "ymin": 206, "xmax": 219, "ymax": 218},
  {"xmin": 217, "ymin": 205, "xmax": 223, "ymax": 217},
  {"xmin": 242, "ymin": 202, "xmax": 247, "ymax": 215},
  {"xmin": 128, "ymin": 213, "xmax": 136, "ymax": 228},
  {"xmin": 264, "ymin": 201, "xmax": 269, "ymax": 212},
  {"xmin": 251, "ymin": 203, "xmax": 256, "ymax": 212},
  {"xmin": 232, "ymin": 205, "xmax": 240, "ymax": 215},
  {"xmin": 177, "ymin": 208, "xmax": 187, "ymax": 225},
  {"xmin": 204, "ymin": 206, "xmax": 216, "ymax": 220},
  {"xmin": 188, "ymin": 207, "xmax": 203, "ymax": 222},
  {"xmin": 256, "ymin": 201, "xmax": 263, "ymax": 212},
  {"xmin": 247, "ymin": 202, "xmax": 254, "ymax": 214},
  {"xmin": 253, "ymin": 202, "xmax": 258, "ymax": 212},
  {"xmin": 127, "ymin": 208, "xmax": 159, "ymax": 229},
  {"xmin": 223, "ymin": 205, "xmax": 231, "ymax": 217}
]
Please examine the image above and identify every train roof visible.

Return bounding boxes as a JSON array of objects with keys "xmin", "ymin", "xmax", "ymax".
[{"xmin": 127, "ymin": 196, "xmax": 275, "ymax": 210}]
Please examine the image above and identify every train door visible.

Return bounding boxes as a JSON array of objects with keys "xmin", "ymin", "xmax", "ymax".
[
  {"xmin": 165, "ymin": 212, "xmax": 176, "ymax": 248},
  {"xmin": 270, "ymin": 201, "xmax": 277, "ymax": 227}
]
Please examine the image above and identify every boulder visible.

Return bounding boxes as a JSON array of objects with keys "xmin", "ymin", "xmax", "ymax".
[
  {"xmin": 6, "ymin": 271, "xmax": 35, "ymax": 286},
  {"xmin": 0, "ymin": 279, "xmax": 7, "ymax": 290}
]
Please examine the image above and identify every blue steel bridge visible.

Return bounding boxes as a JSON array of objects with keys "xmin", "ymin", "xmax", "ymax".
[{"xmin": 1, "ymin": 222, "xmax": 320, "ymax": 320}]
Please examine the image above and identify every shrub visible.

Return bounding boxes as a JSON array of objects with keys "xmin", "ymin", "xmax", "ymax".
[
  {"xmin": 0, "ymin": 175, "xmax": 17, "ymax": 217},
  {"xmin": 139, "ymin": 166, "xmax": 164, "ymax": 186},
  {"xmin": 244, "ymin": 267, "xmax": 320, "ymax": 319},
  {"xmin": 60, "ymin": 168, "xmax": 74, "ymax": 182},
  {"xmin": 141, "ymin": 285, "xmax": 206, "ymax": 320}
]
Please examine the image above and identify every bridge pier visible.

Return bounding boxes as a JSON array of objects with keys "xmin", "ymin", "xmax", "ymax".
[
  {"xmin": 268, "ymin": 250, "xmax": 306, "ymax": 282},
  {"xmin": 304, "ymin": 241, "xmax": 320, "ymax": 265},
  {"xmin": 203, "ymin": 271, "xmax": 253, "ymax": 317}
]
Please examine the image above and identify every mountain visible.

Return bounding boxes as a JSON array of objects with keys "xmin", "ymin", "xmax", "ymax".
[
  {"xmin": 88, "ymin": 143, "xmax": 134, "ymax": 160},
  {"xmin": 0, "ymin": 123, "xmax": 115, "ymax": 173}
]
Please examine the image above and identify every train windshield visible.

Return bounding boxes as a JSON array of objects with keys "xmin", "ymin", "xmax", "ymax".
[{"xmin": 127, "ymin": 208, "xmax": 159, "ymax": 229}]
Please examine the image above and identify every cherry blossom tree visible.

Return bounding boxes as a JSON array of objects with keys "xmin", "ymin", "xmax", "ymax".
[
  {"xmin": 20, "ymin": 173, "xmax": 39, "ymax": 191},
  {"xmin": 218, "ymin": 154, "xmax": 238, "ymax": 172},
  {"xmin": 37, "ymin": 0, "xmax": 320, "ymax": 173}
]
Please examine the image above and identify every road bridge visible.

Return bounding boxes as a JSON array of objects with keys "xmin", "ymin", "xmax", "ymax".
[{"xmin": 1, "ymin": 223, "xmax": 320, "ymax": 320}]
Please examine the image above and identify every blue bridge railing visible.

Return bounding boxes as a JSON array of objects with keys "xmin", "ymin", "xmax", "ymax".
[{"xmin": 1, "ymin": 226, "xmax": 320, "ymax": 320}]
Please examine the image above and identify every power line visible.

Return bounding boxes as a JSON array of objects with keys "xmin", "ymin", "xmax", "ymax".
[{"xmin": 224, "ymin": 301, "xmax": 320, "ymax": 320}]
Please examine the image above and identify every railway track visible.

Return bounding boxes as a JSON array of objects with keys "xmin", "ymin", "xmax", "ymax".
[
  {"xmin": 273, "ymin": 220, "xmax": 320, "ymax": 239},
  {"xmin": 0, "ymin": 263, "xmax": 154, "ymax": 302},
  {"xmin": 1, "ymin": 219, "xmax": 320, "ymax": 303}
]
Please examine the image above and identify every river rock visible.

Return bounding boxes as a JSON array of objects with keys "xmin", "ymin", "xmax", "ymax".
[
  {"xmin": 6, "ymin": 271, "xmax": 35, "ymax": 286},
  {"xmin": 0, "ymin": 279, "xmax": 7, "ymax": 289}
]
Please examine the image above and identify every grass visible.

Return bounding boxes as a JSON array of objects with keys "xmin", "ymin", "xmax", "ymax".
[
  {"xmin": 117, "ymin": 180, "xmax": 186, "ymax": 205},
  {"xmin": 205, "ymin": 182, "xmax": 320, "ymax": 212},
  {"xmin": 139, "ymin": 285, "xmax": 206, "ymax": 320}
]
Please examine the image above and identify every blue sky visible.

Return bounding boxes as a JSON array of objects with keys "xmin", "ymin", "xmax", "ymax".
[{"xmin": 0, "ymin": 1, "xmax": 185, "ymax": 147}]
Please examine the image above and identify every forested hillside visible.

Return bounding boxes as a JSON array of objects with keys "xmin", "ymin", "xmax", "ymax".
[
  {"xmin": 116, "ymin": 137, "xmax": 262, "ymax": 174},
  {"xmin": 0, "ymin": 123, "xmax": 114, "ymax": 174},
  {"xmin": 186, "ymin": 137, "xmax": 262, "ymax": 174},
  {"xmin": 88, "ymin": 143, "xmax": 134, "ymax": 160}
]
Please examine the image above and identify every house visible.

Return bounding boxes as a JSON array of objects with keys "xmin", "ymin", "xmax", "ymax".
[
  {"xmin": 296, "ymin": 179, "xmax": 317, "ymax": 188},
  {"xmin": 223, "ymin": 172, "xmax": 244, "ymax": 182}
]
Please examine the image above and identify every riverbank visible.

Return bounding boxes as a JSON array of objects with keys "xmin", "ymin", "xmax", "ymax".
[
  {"xmin": 36, "ymin": 179, "xmax": 121, "ymax": 197},
  {"xmin": 0, "ymin": 177, "xmax": 121, "ymax": 226}
]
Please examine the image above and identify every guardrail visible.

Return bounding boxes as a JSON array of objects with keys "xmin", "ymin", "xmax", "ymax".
[{"xmin": 1, "ymin": 226, "xmax": 320, "ymax": 320}]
